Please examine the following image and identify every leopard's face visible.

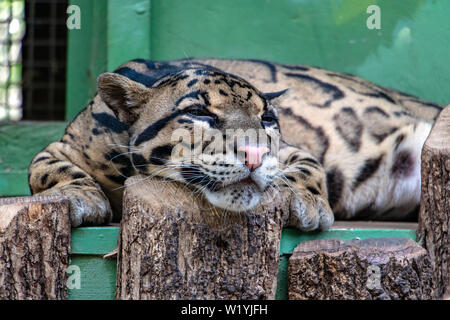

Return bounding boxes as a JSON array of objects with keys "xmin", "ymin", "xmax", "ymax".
[{"xmin": 98, "ymin": 68, "xmax": 282, "ymax": 212}]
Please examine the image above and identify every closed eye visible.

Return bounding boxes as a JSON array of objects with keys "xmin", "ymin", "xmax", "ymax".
[
  {"xmin": 185, "ymin": 105, "xmax": 219, "ymax": 126},
  {"xmin": 261, "ymin": 110, "xmax": 278, "ymax": 124},
  {"xmin": 188, "ymin": 108, "xmax": 213, "ymax": 117}
]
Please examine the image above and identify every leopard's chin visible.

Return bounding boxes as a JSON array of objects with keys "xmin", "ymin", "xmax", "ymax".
[{"xmin": 203, "ymin": 179, "xmax": 263, "ymax": 212}]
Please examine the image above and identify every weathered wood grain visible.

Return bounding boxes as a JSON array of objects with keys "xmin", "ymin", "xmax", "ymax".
[
  {"xmin": 417, "ymin": 106, "xmax": 450, "ymax": 299},
  {"xmin": 0, "ymin": 195, "xmax": 70, "ymax": 299},
  {"xmin": 115, "ymin": 176, "xmax": 289, "ymax": 300}
]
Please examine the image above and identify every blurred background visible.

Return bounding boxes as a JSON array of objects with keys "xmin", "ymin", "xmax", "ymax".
[{"xmin": 0, "ymin": 0, "xmax": 449, "ymax": 195}]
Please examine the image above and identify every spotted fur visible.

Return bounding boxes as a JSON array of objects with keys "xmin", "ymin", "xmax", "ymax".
[{"xmin": 29, "ymin": 58, "xmax": 443, "ymax": 227}]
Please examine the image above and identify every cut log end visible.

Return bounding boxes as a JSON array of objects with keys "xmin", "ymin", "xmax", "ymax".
[
  {"xmin": 423, "ymin": 106, "xmax": 450, "ymax": 151},
  {"xmin": 288, "ymin": 237, "xmax": 433, "ymax": 300},
  {"xmin": 0, "ymin": 195, "xmax": 71, "ymax": 300},
  {"xmin": 116, "ymin": 176, "xmax": 289, "ymax": 300}
]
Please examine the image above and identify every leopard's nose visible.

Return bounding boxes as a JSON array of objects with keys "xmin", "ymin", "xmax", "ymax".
[{"xmin": 237, "ymin": 145, "xmax": 270, "ymax": 171}]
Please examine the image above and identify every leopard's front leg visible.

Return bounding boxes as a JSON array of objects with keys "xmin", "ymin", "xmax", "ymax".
[
  {"xmin": 277, "ymin": 143, "xmax": 334, "ymax": 231},
  {"xmin": 28, "ymin": 143, "xmax": 113, "ymax": 227}
]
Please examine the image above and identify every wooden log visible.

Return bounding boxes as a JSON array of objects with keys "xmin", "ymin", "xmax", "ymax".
[
  {"xmin": 0, "ymin": 195, "xmax": 70, "ymax": 300},
  {"xmin": 417, "ymin": 106, "xmax": 450, "ymax": 299},
  {"xmin": 115, "ymin": 176, "xmax": 289, "ymax": 300},
  {"xmin": 288, "ymin": 238, "xmax": 433, "ymax": 300}
]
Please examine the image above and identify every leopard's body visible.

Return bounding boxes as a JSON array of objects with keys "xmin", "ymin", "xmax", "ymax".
[{"xmin": 28, "ymin": 58, "xmax": 443, "ymax": 228}]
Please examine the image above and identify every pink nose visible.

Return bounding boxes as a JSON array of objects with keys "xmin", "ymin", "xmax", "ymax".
[{"xmin": 237, "ymin": 145, "xmax": 270, "ymax": 171}]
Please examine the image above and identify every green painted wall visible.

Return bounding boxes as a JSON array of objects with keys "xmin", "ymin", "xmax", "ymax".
[
  {"xmin": 66, "ymin": 0, "xmax": 151, "ymax": 120},
  {"xmin": 66, "ymin": 0, "xmax": 107, "ymax": 120},
  {"xmin": 66, "ymin": 0, "xmax": 450, "ymax": 120},
  {"xmin": 150, "ymin": 0, "xmax": 449, "ymax": 105}
]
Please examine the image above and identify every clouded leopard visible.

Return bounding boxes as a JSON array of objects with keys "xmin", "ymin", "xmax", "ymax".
[{"xmin": 28, "ymin": 58, "xmax": 442, "ymax": 229}]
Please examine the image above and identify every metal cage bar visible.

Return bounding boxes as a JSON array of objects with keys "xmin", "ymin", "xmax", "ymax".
[{"xmin": 21, "ymin": 0, "xmax": 67, "ymax": 121}]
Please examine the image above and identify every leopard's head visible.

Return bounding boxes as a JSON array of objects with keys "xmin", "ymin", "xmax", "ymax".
[{"xmin": 98, "ymin": 67, "xmax": 285, "ymax": 212}]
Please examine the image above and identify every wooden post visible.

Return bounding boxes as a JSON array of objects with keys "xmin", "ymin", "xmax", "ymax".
[
  {"xmin": 115, "ymin": 176, "xmax": 289, "ymax": 300},
  {"xmin": 417, "ymin": 106, "xmax": 450, "ymax": 299},
  {"xmin": 0, "ymin": 195, "xmax": 70, "ymax": 299},
  {"xmin": 288, "ymin": 238, "xmax": 433, "ymax": 300}
]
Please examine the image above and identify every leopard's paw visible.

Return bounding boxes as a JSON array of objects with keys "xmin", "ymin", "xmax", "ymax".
[
  {"xmin": 287, "ymin": 188, "xmax": 334, "ymax": 231},
  {"xmin": 40, "ymin": 186, "xmax": 112, "ymax": 227}
]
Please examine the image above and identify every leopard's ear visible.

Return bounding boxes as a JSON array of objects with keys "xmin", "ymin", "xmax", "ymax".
[
  {"xmin": 261, "ymin": 89, "xmax": 288, "ymax": 101},
  {"xmin": 97, "ymin": 72, "xmax": 152, "ymax": 125}
]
